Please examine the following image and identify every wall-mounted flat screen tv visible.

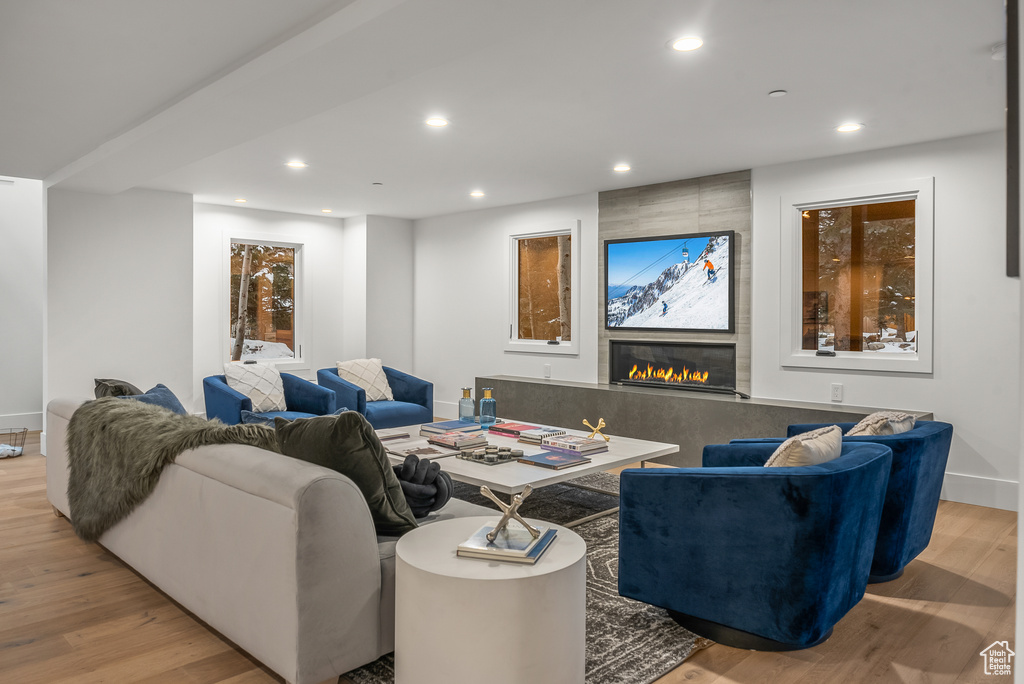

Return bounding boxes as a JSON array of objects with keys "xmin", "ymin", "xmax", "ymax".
[{"xmin": 605, "ymin": 230, "xmax": 735, "ymax": 333}]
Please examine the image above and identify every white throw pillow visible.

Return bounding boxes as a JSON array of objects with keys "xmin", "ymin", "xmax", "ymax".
[
  {"xmin": 223, "ymin": 362, "xmax": 287, "ymax": 413},
  {"xmin": 765, "ymin": 425, "xmax": 843, "ymax": 468},
  {"xmin": 846, "ymin": 411, "xmax": 917, "ymax": 437},
  {"xmin": 336, "ymin": 358, "xmax": 394, "ymax": 401}
]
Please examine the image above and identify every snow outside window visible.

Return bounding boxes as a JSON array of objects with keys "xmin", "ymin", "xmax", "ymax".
[
  {"xmin": 506, "ymin": 220, "xmax": 581, "ymax": 356},
  {"xmin": 780, "ymin": 178, "xmax": 934, "ymax": 374},
  {"xmin": 229, "ymin": 240, "xmax": 301, "ymax": 363}
]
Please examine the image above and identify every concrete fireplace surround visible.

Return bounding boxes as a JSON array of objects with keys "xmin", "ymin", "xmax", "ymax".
[{"xmin": 475, "ymin": 375, "xmax": 932, "ymax": 468}]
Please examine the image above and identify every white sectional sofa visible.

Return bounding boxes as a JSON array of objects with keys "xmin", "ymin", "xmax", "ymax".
[{"xmin": 46, "ymin": 398, "xmax": 492, "ymax": 684}]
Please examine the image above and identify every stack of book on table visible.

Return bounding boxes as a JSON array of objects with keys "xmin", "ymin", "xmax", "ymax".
[
  {"xmin": 541, "ymin": 434, "xmax": 609, "ymax": 456},
  {"xmin": 419, "ymin": 419, "xmax": 487, "ymax": 436},
  {"xmin": 487, "ymin": 422, "xmax": 539, "ymax": 438},
  {"xmin": 386, "ymin": 439, "xmax": 459, "ymax": 459},
  {"xmin": 427, "ymin": 430, "xmax": 487, "ymax": 450},
  {"xmin": 517, "ymin": 450, "xmax": 592, "ymax": 470},
  {"xmin": 375, "ymin": 427, "xmax": 412, "ymax": 442},
  {"xmin": 517, "ymin": 427, "xmax": 567, "ymax": 445},
  {"xmin": 457, "ymin": 520, "xmax": 557, "ymax": 564}
]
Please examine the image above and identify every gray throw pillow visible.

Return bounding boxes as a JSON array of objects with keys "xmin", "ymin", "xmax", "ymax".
[
  {"xmin": 274, "ymin": 411, "xmax": 417, "ymax": 536},
  {"xmin": 119, "ymin": 384, "xmax": 187, "ymax": 416},
  {"xmin": 95, "ymin": 378, "xmax": 143, "ymax": 399}
]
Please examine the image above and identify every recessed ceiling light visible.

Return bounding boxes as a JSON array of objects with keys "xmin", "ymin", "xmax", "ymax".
[
  {"xmin": 768, "ymin": 90, "xmax": 788, "ymax": 98},
  {"xmin": 425, "ymin": 118, "xmax": 449, "ymax": 127},
  {"xmin": 470, "ymin": 190, "xmax": 485, "ymax": 198},
  {"xmin": 835, "ymin": 123, "xmax": 864, "ymax": 133},
  {"xmin": 671, "ymin": 36, "xmax": 703, "ymax": 52},
  {"xmin": 285, "ymin": 160, "xmax": 308, "ymax": 168},
  {"xmin": 321, "ymin": 209, "xmax": 332, "ymax": 213},
  {"xmin": 613, "ymin": 164, "xmax": 631, "ymax": 172},
  {"xmin": 234, "ymin": 198, "xmax": 247, "ymax": 203}
]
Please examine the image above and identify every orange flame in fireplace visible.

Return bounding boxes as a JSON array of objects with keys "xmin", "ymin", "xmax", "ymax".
[{"xmin": 628, "ymin": 363, "xmax": 709, "ymax": 385}]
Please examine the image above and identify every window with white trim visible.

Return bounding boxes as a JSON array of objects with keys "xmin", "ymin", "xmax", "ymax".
[
  {"xmin": 781, "ymin": 178, "xmax": 933, "ymax": 373},
  {"xmin": 229, "ymin": 240, "xmax": 299, "ymax": 361},
  {"xmin": 506, "ymin": 220, "xmax": 581, "ymax": 355}
]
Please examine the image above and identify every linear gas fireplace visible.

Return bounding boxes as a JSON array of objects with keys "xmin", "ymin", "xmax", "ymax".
[{"xmin": 609, "ymin": 340, "xmax": 745, "ymax": 397}]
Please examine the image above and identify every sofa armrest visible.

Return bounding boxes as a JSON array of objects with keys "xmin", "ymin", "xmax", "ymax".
[
  {"xmin": 203, "ymin": 375, "xmax": 251, "ymax": 425},
  {"xmin": 317, "ymin": 368, "xmax": 366, "ymax": 415},
  {"xmin": 45, "ymin": 398, "xmax": 88, "ymax": 516},
  {"xmin": 282, "ymin": 373, "xmax": 337, "ymax": 415},
  {"xmin": 110, "ymin": 444, "xmax": 386, "ymax": 684},
  {"xmin": 788, "ymin": 422, "xmax": 856, "ymax": 437},
  {"xmin": 383, "ymin": 367, "xmax": 432, "ymax": 412},
  {"xmin": 702, "ymin": 442, "xmax": 776, "ymax": 468}
]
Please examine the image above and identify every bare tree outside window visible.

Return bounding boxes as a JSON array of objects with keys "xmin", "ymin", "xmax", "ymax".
[
  {"xmin": 801, "ymin": 200, "xmax": 916, "ymax": 354},
  {"xmin": 516, "ymin": 234, "xmax": 571, "ymax": 341},
  {"xmin": 229, "ymin": 242, "xmax": 296, "ymax": 361}
]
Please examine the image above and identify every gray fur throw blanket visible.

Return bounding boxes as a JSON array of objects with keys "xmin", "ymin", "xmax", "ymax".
[{"xmin": 67, "ymin": 397, "xmax": 279, "ymax": 542}]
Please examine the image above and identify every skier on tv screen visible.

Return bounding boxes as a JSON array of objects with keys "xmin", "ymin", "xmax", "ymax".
[{"xmin": 703, "ymin": 259, "xmax": 716, "ymax": 282}]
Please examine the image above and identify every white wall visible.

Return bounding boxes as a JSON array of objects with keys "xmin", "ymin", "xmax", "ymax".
[
  {"xmin": 193, "ymin": 203, "xmax": 346, "ymax": 412},
  {"xmin": 338, "ymin": 215, "xmax": 415, "ymax": 370},
  {"xmin": 48, "ymin": 188, "xmax": 194, "ymax": 407},
  {"xmin": 0, "ymin": 176, "xmax": 44, "ymax": 430},
  {"xmin": 341, "ymin": 216, "xmax": 367, "ymax": 360},
  {"xmin": 366, "ymin": 216, "xmax": 414, "ymax": 371},
  {"xmin": 751, "ymin": 131, "xmax": 1020, "ymax": 510},
  {"xmin": 413, "ymin": 193, "xmax": 599, "ymax": 417}
]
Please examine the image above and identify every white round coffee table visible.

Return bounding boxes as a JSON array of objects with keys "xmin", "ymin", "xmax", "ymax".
[{"xmin": 394, "ymin": 515, "xmax": 586, "ymax": 684}]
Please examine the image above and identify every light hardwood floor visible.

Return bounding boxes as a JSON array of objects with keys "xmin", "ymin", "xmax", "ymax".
[{"xmin": 1, "ymin": 433, "xmax": 1015, "ymax": 683}]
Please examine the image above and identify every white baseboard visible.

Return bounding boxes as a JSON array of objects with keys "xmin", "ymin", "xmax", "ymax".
[
  {"xmin": 0, "ymin": 411, "xmax": 43, "ymax": 431},
  {"xmin": 40, "ymin": 431, "xmax": 47, "ymax": 456},
  {"xmin": 432, "ymin": 400, "xmax": 458, "ymax": 420},
  {"xmin": 941, "ymin": 472, "xmax": 1018, "ymax": 511}
]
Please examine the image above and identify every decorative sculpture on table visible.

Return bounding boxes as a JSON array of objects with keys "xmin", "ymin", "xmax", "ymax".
[
  {"xmin": 479, "ymin": 484, "xmax": 541, "ymax": 541},
  {"xmin": 583, "ymin": 417, "xmax": 611, "ymax": 442}
]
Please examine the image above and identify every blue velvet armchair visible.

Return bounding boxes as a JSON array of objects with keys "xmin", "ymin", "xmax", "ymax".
[
  {"xmin": 203, "ymin": 373, "xmax": 337, "ymax": 425},
  {"xmin": 618, "ymin": 441, "xmax": 892, "ymax": 650},
  {"xmin": 776, "ymin": 420, "xmax": 954, "ymax": 582},
  {"xmin": 316, "ymin": 366, "xmax": 432, "ymax": 429}
]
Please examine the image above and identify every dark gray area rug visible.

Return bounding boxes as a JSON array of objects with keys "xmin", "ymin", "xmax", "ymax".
[{"xmin": 344, "ymin": 472, "xmax": 713, "ymax": 684}]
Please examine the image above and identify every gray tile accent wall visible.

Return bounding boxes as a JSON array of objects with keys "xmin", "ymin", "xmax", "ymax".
[
  {"xmin": 476, "ymin": 375, "xmax": 932, "ymax": 468},
  {"xmin": 598, "ymin": 170, "xmax": 752, "ymax": 394}
]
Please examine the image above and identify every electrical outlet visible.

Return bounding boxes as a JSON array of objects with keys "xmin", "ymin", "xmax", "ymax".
[
  {"xmin": 543, "ymin": 364, "xmax": 551, "ymax": 378},
  {"xmin": 830, "ymin": 383, "xmax": 843, "ymax": 402}
]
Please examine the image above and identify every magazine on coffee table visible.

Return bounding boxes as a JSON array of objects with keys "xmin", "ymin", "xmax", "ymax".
[{"xmin": 386, "ymin": 439, "xmax": 459, "ymax": 459}]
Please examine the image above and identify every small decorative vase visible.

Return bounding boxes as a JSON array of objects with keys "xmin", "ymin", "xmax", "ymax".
[
  {"xmin": 479, "ymin": 388, "xmax": 497, "ymax": 429},
  {"xmin": 458, "ymin": 387, "xmax": 475, "ymax": 423}
]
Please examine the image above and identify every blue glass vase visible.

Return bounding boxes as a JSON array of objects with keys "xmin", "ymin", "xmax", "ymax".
[
  {"xmin": 458, "ymin": 388, "xmax": 475, "ymax": 423},
  {"xmin": 479, "ymin": 388, "xmax": 496, "ymax": 429}
]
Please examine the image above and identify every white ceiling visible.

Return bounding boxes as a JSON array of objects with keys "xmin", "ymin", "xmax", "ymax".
[{"xmin": 1, "ymin": 0, "xmax": 1007, "ymax": 220}]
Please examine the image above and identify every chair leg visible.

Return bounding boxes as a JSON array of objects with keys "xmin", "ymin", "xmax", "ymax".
[
  {"xmin": 868, "ymin": 567, "xmax": 905, "ymax": 583},
  {"xmin": 52, "ymin": 505, "xmax": 65, "ymax": 519},
  {"xmin": 667, "ymin": 610, "xmax": 833, "ymax": 651}
]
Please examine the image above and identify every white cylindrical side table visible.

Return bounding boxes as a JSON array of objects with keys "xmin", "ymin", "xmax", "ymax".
[{"xmin": 395, "ymin": 515, "xmax": 586, "ymax": 684}]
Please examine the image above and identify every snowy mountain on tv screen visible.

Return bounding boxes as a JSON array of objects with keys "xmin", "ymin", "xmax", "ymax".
[{"xmin": 607, "ymin": 236, "xmax": 729, "ymax": 330}]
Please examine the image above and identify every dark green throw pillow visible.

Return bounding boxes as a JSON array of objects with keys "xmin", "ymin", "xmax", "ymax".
[
  {"xmin": 274, "ymin": 411, "xmax": 417, "ymax": 536},
  {"xmin": 94, "ymin": 378, "xmax": 144, "ymax": 399}
]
